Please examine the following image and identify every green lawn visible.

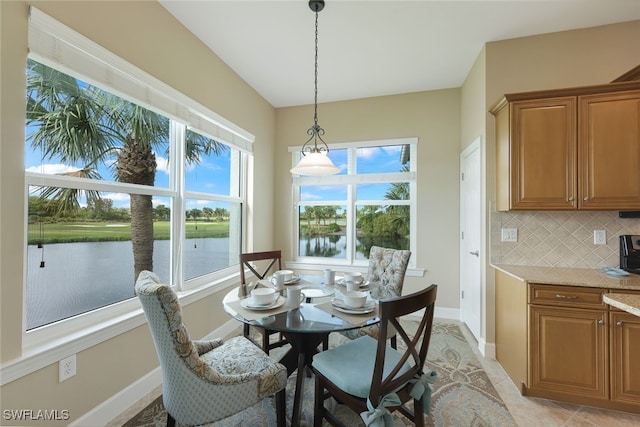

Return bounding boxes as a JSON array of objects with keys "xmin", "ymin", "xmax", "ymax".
[{"xmin": 27, "ymin": 221, "xmax": 230, "ymax": 244}]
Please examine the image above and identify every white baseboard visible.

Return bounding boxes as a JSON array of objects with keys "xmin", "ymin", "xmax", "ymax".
[{"xmin": 70, "ymin": 367, "xmax": 162, "ymax": 427}]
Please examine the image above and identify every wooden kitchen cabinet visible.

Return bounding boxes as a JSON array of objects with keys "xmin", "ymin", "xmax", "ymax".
[
  {"xmin": 494, "ymin": 97, "xmax": 576, "ymax": 210},
  {"xmin": 491, "ymin": 81, "xmax": 640, "ymax": 211},
  {"xmin": 578, "ymin": 90, "xmax": 640, "ymax": 209},
  {"xmin": 610, "ymin": 311, "xmax": 640, "ymax": 410},
  {"xmin": 528, "ymin": 285, "xmax": 608, "ymax": 403},
  {"xmin": 495, "ymin": 269, "xmax": 640, "ymax": 413}
]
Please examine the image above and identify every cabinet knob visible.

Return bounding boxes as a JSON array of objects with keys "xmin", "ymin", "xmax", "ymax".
[
  {"xmin": 568, "ymin": 196, "xmax": 574, "ymax": 201},
  {"xmin": 617, "ymin": 321, "xmax": 624, "ymax": 327},
  {"xmin": 583, "ymin": 196, "xmax": 588, "ymax": 201},
  {"xmin": 598, "ymin": 320, "xmax": 605, "ymax": 325}
]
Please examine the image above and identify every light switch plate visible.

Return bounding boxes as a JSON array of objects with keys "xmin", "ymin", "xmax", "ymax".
[
  {"xmin": 501, "ymin": 228, "xmax": 518, "ymax": 243},
  {"xmin": 594, "ymin": 230, "xmax": 606, "ymax": 245}
]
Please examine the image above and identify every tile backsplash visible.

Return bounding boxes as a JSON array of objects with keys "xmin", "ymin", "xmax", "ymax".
[{"xmin": 491, "ymin": 208, "xmax": 640, "ymax": 269}]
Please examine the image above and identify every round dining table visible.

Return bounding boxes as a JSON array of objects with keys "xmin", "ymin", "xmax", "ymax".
[{"xmin": 222, "ymin": 275, "xmax": 379, "ymax": 427}]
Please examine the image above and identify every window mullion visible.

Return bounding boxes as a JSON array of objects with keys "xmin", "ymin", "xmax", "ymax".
[{"xmin": 170, "ymin": 121, "xmax": 186, "ymax": 289}]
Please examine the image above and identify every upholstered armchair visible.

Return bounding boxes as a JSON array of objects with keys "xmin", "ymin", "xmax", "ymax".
[
  {"xmin": 342, "ymin": 246, "xmax": 411, "ymax": 347},
  {"xmin": 135, "ymin": 271, "xmax": 287, "ymax": 427}
]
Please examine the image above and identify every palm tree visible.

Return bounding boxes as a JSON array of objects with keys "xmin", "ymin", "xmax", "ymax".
[{"xmin": 26, "ymin": 59, "xmax": 227, "ymax": 283}]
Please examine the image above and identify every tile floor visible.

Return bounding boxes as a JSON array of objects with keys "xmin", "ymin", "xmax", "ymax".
[{"xmin": 108, "ymin": 320, "xmax": 640, "ymax": 426}]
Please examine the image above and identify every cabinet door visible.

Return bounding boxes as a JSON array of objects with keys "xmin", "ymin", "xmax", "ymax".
[
  {"xmin": 610, "ymin": 311, "xmax": 640, "ymax": 408},
  {"xmin": 529, "ymin": 305, "xmax": 608, "ymax": 400},
  {"xmin": 579, "ymin": 90, "xmax": 640, "ymax": 209},
  {"xmin": 510, "ymin": 97, "xmax": 577, "ymax": 209}
]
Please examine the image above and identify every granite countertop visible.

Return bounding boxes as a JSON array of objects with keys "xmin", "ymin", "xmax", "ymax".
[
  {"xmin": 492, "ymin": 264, "xmax": 640, "ymax": 290},
  {"xmin": 603, "ymin": 294, "xmax": 640, "ymax": 317}
]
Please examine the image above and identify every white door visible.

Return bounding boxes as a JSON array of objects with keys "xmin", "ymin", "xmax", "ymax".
[{"xmin": 460, "ymin": 137, "xmax": 482, "ymax": 341}]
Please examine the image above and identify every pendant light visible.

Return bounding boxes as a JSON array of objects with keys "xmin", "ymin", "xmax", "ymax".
[{"xmin": 290, "ymin": 0, "xmax": 340, "ymax": 176}]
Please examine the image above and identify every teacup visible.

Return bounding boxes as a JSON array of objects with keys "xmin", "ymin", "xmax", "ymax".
[
  {"xmin": 286, "ymin": 286, "xmax": 306, "ymax": 308},
  {"xmin": 275, "ymin": 269, "xmax": 294, "ymax": 282},
  {"xmin": 342, "ymin": 291, "xmax": 368, "ymax": 309},
  {"xmin": 343, "ymin": 272, "xmax": 363, "ymax": 284},
  {"xmin": 251, "ymin": 287, "xmax": 277, "ymax": 306}
]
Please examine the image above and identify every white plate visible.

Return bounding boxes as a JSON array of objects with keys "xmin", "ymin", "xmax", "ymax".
[
  {"xmin": 241, "ymin": 295, "xmax": 286, "ymax": 311},
  {"xmin": 285, "ymin": 275, "xmax": 301, "ymax": 284},
  {"xmin": 271, "ymin": 275, "xmax": 301, "ymax": 285},
  {"xmin": 336, "ymin": 279, "xmax": 370, "ymax": 288},
  {"xmin": 331, "ymin": 299, "xmax": 376, "ymax": 314}
]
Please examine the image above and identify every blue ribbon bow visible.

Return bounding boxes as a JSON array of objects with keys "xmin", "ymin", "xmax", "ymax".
[
  {"xmin": 360, "ymin": 393, "xmax": 401, "ymax": 427},
  {"xmin": 409, "ymin": 370, "xmax": 437, "ymax": 414}
]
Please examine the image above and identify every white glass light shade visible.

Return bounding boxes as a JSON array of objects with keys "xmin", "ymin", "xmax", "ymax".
[{"xmin": 290, "ymin": 151, "xmax": 339, "ymax": 176}]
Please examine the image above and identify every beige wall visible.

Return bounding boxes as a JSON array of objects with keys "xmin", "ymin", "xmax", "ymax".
[
  {"xmin": 274, "ymin": 90, "xmax": 462, "ymax": 309},
  {"xmin": 0, "ymin": 0, "xmax": 276, "ymax": 424}
]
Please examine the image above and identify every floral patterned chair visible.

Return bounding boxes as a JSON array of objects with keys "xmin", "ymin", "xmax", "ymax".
[
  {"xmin": 342, "ymin": 246, "xmax": 411, "ymax": 347},
  {"xmin": 135, "ymin": 271, "xmax": 287, "ymax": 427}
]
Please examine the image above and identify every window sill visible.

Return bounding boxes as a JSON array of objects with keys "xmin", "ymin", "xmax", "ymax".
[
  {"xmin": 0, "ymin": 276, "xmax": 235, "ymax": 386},
  {"xmin": 287, "ymin": 261, "xmax": 425, "ymax": 277}
]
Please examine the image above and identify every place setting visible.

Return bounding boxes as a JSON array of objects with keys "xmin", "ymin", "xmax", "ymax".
[{"xmin": 333, "ymin": 271, "xmax": 371, "ymax": 291}]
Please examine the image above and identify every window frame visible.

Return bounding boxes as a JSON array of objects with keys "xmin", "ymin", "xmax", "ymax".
[
  {"xmin": 21, "ymin": 8, "xmax": 253, "ymax": 353},
  {"xmin": 289, "ymin": 138, "xmax": 417, "ymax": 268}
]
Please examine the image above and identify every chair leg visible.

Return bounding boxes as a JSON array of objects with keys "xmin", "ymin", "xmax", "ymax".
[
  {"xmin": 275, "ymin": 388, "xmax": 286, "ymax": 427},
  {"xmin": 322, "ymin": 336, "xmax": 329, "ymax": 351},
  {"xmin": 314, "ymin": 374, "xmax": 324, "ymax": 427},
  {"xmin": 263, "ymin": 330, "xmax": 270, "ymax": 355},
  {"xmin": 391, "ymin": 335, "xmax": 397, "ymax": 349},
  {"xmin": 166, "ymin": 412, "xmax": 176, "ymax": 427}
]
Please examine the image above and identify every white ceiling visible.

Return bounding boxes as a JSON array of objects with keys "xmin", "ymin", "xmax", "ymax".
[{"xmin": 159, "ymin": 0, "xmax": 640, "ymax": 108}]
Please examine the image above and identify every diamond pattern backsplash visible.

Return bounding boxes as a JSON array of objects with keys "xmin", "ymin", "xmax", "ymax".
[{"xmin": 491, "ymin": 208, "xmax": 640, "ymax": 269}]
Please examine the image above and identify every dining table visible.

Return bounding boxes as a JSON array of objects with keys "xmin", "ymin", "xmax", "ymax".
[{"xmin": 222, "ymin": 274, "xmax": 380, "ymax": 427}]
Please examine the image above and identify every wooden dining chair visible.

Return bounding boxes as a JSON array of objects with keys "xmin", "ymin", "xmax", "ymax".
[
  {"xmin": 240, "ymin": 250, "xmax": 288, "ymax": 354},
  {"xmin": 312, "ymin": 284, "xmax": 438, "ymax": 427}
]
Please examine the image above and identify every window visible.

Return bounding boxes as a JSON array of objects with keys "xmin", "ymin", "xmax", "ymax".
[
  {"xmin": 291, "ymin": 139, "xmax": 416, "ymax": 266},
  {"xmin": 24, "ymin": 9, "xmax": 252, "ymax": 334}
]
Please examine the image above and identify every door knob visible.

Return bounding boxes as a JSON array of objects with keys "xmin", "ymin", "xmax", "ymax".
[{"xmin": 469, "ymin": 250, "xmax": 479, "ymax": 257}]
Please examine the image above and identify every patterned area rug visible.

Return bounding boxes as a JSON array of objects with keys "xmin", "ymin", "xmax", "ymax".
[{"xmin": 124, "ymin": 320, "xmax": 516, "ymax": 426}]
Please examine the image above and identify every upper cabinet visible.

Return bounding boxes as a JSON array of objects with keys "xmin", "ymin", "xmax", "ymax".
[{"xmin": 491, "ymin": 82, "xmax": 640, "ymax": 211}]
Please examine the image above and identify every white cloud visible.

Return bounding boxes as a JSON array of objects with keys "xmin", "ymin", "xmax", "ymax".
[
  {"xmin": 25, "ymin": 164, "xmax": 79, "ymax": 174},
  {"xmin": 155, "ymin": 155, "xmax": 170, "ymax": 174}
]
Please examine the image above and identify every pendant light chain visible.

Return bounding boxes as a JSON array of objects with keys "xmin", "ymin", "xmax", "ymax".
[{"xmin": 313, "ymin": 9, "xmax": 319, "ymax": 129}]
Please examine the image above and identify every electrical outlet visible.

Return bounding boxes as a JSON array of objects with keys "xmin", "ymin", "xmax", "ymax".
[
  {"xmin": 501, "ymin": 228, "xmax": 518, "ymax": 243},
  {"xmin": 594, "ymin": 230, "xmax": 607, "ymax": 245},
  {"xmin": 59, "ymin": 354, "xmax": 76, "ymax": 382}
]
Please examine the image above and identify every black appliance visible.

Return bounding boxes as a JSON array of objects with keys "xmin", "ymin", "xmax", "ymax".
[{"xmin": 619, "ymin": 235, "xmax": 640, "ymax": 274}]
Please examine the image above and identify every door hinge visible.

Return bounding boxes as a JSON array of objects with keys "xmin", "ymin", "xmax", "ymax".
[
  {"xmin": 461, "ymin": 172, "xmax": 465, "ymax": 181},
  {"xmin": 461, "ymin": 290, "xmax": 465, "ymax": 299}
]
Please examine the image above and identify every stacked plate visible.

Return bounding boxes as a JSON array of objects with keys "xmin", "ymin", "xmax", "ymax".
[
  {"xmin": 331, "ymin": 299, "xmax": 376, "ymax": 314},
  {"xmin": 241, "ymin": 296, "xmax": 286, "ymax": 311}
]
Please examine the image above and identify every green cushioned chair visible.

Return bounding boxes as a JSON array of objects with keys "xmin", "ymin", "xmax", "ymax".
[{"xmin": 312, "ymin": 284, "xmax": 438, "ymax": 427}]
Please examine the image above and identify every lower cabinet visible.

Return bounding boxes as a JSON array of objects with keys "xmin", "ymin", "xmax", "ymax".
[
  {"xmin": 495, "ymin": 270, "xmax": 640, "ymax": 413},
  {"xmin": 610, "ymin": 310, "xmax": 640, "ymax": 408},
  {"xmin": 529, "ymin": 305, "xmax": 608, "ymax": 401}
]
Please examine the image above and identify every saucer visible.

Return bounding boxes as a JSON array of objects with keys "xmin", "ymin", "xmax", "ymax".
[
  {"xmin": 336, "ymin": 279, "xmax": 370, "ymax": 288},
  {"xmin": 271, "ymin": 275, "xmax": 300, "ymax": 285},
  {"xmin": 331, "ymin": 299, "xmax": 375, "ymax": 314},
  {"xmin": 241, "ymin": 296, "xmax": 286, "ymax": 311}
]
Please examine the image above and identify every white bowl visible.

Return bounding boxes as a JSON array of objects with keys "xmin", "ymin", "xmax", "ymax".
[
  {"xmin": 342, "ymin": 291, "xmax": 368, "ymax": 309},
  {"xmin": 275, "ymin": 269, "xmax": 294, "ymax": 282},
  {"xmin": 343, "ymin": 272, "xmax": 363, "ymax": 284},
  {"xmin": 251, "ymin": 287, "xmax": 277, "ymax": 306}
]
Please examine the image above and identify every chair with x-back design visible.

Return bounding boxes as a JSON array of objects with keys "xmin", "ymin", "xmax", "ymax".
[
  {"xmin": 312, "ymin": 284, "xmax": 438, "ymax": 427},
  {"xmin": 240, "ymin": 250, "xmax": 289, "ymax": 354}
]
